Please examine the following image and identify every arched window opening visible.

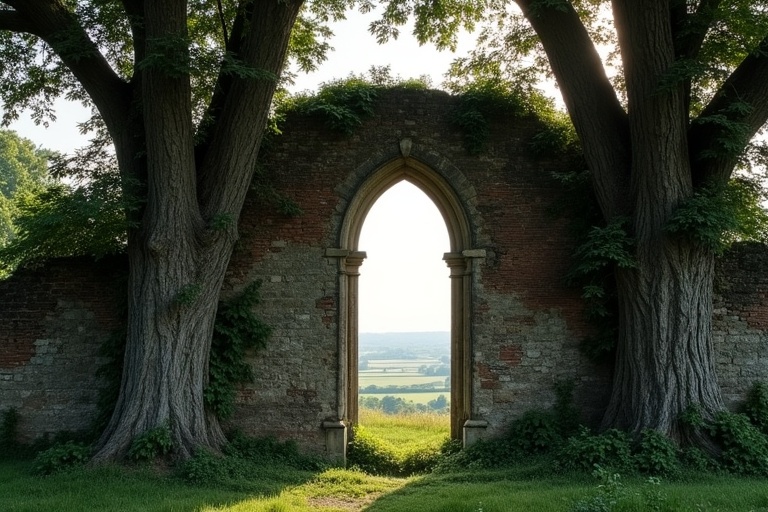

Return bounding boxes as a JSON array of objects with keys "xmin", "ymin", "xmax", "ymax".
[
  {"xmin": 333, "ymin": 155, "xmax": 477, "ymax": 451},
  {"xmin": 357, "ymin": 181, "xmax": 451, "ymax": 437}
]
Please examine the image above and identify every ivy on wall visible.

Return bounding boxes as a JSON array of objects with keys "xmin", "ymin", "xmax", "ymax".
[
  {"xmin": 205, "ymin": 281, "xmax": 271, "ymax": 420},
  {"xmin": 95, "ymin": 280, "xmax": 271, "ymax": 430}
]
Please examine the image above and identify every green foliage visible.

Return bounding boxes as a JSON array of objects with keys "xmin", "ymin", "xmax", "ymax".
[
  {"xmin": 347, "ymin": 424, "xmax": 447, "ymax": 476},
  {"xmin": 32, "ymin": 441, "xmax": 90, "ymax": 475},
  {"xmin": 220, "ymin": 54, "xmax": 277, "ymax": 82},
  {"xmin": 560, "ymin": 428, "xmax": 635, "ymax": 473},
  {"xmin": 708, "ymin": 412, "xmax": 768, "ymax": 476},
  {"xmin": 138, "ymin": 35, "xmax": 193, "ymax": 77},
  {"xmin": 680, "ymin": 446, "xmax": 719, "ymax": 473},
  {"xmin": 503, "ymin": 381, "xmax": 578, "ymax": 454},
  {"xmin": 370, "ymin": 0, "xmax": 482, "ymax": 51},
  {"xmin": 127, "ymin": 425, "xmax": 173, "ymax": 462},
  {"xmin": 743, "ymin": 381, "xmax": 768, "ymax": 436},
  {"xmin": 634, "ymin": 430, "xmax": 681, "ymax": 477},
  {"xmin": 205, "ymin": 281, "xmax": 271, "ymax": 420},
  {"xmin": 694, "ymin": 103, "xmax": 752, "ymax": 160},
  {"xmin": 569, "ymin": 218, "xmax": 636, "ymax": 277},
  {"xmin": 507, "ymin": 410, "xmax": 562, "ymax": 454},
  {"xmin": 276, "ymin": 67, "xmax": 430, "ymax": 139},
  {"xmin": 567, "ymin": 466, "xmax": 626, "ymax": 512},
  {"xmin": 360, "ymin": 394, "xmax": 440, "ymax": 415},
  {"xmin": 566, "ymin": 217, "xmax": 635, "ymax": 359},
  {"xmin": 529, "ymin": 114, "xmax": 582, "ymax": 157},
  {"xmin": 0, "ymin": 153, "xmax": 139, "ymax": 275},
  {"xmin": 178, "ymin": 449, "xmax": 239, "ymax": 485},
  {"xmin": 568, "ymin": 467, "xmax": 668, "ymax": 512},
  {"xmin": 224, "ymin": 431, "xmax": 326, "ymax": 471},
  {"xmin": 179, "ymin": 434, "xmax": 329, "ymax": 491},
  {"xmin": 288, "ymin": 77, "xmax": 379, "ymax": 135},
  {"xmin": 0, "ymin": 130, "xmax": 51, "ymax": 248},
  {"xmin": 450, "ymin": 78, "xmax": 558, "ymax": 154},
  {"xmin": 667, "ymin": 179, "xmax": 768, "ymax": 254},
  {"xmin": 0, "ymin": 130, "xmax": 49, "ymax": 197}
]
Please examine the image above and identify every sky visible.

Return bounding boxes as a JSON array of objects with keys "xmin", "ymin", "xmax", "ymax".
[{"xmin": 1, "ymin": 9, "xmax": 476, "ymax": 334}]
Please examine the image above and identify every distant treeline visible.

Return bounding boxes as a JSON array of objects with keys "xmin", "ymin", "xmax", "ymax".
[
  {"xmin": 359, "ymin": 394, "xmax": 449, "ymax": 415},
  {"xmin": 360, "ymin": 384, "xmax": 450, "ymax": 394}
]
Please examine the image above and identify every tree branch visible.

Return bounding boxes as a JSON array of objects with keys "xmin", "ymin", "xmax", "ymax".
[
  {"xmin": 690, "ymin": 34, "xmax": 768, "ymax": 187},
  {"xmin": 672, "ymin": 0, "xmax": 722, "ymax": 60},
  {"xmin": 7, "ymin": 1, "xmax": 131, "ymax": 139},
  {"xmin": 196, "ymin": 0, "xmax": 303, "ymax": 220},
  {"xmin": 194, "ymin": 0, "xmax": 253, "ymax": 168},
  {"xmin": 514, "ymin": 0, "xmax": 631, "ymax": 219},
  {"xmin": 0, "ymin": 8, "xmax": 35, "ymax": 33}
]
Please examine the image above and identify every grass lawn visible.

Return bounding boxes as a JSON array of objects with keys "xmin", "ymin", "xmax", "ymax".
[
  {"xmin": 0, "ymin": 458, "xmax": 408, "ymax": 512},
  {"xmin": 4, "ymin": 413, "xmax": 768, "ymax": 511},
  {"xmin": 4, "ymin": 458, "xmax": 768, "ymax": 511}
]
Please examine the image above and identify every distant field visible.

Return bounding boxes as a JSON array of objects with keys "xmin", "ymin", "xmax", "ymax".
[
  {"xmin": 364, "ymin": 359, "xmax": 441, "ymax": 370},
  {"xmin": 359, "ymin": 391, "xmax": 448, "ymax": 405},
  {"xmin": 359, "ymin": 374, "xmax": 447, "ymax": 388}
]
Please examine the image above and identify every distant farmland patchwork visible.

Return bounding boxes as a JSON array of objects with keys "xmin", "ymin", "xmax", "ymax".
[{"xmin": 358, "ymin": 332, "xmax": 450, "ymax": 406}]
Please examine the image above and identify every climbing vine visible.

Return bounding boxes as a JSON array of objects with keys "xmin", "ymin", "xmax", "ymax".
[
  {"xmin": 205, "ymin": 281, "xmax": 271, "ymax": 420},
  {"xmin": 94, "ymin": 280, "xmax": 271, "ymax": 431}
]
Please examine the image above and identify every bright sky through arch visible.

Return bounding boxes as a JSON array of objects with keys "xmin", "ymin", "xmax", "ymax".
[{"xmin": 358, "ymin": 181, "xmax": 451, "ymax": 333}]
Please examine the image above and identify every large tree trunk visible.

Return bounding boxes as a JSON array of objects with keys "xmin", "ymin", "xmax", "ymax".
[
  {"xmin": 602, "ymin": 239, "xmax": 725, "ymax": 443},
  {"xmin": 598, "ymin": 0, "xmax": 727, "ymax": 445},
  {"xmin": 93, "ymin": 0, "xmax": 230, "ymax": 462},
  {"xmin": 93, "ymin": 236, "xmax": 235, "ymax": 461}
]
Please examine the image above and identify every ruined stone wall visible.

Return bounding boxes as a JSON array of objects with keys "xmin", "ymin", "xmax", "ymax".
[
  {"xmin": 223, "ymin": 88, "xmax": 601, "ymax": 446},
  {"xmin": 714, "ymin": 243, "xmax": 768, "ymax": 407},
  {"xmin": 0, "ymin": 257, "xmax": 124, "ymax": 441},
  {"xmin": 0, "ymin": 88, "xmax": 766, "ymax": 451}
]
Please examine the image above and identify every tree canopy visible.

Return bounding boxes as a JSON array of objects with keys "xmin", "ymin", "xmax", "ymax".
[{"xmin": 0, "ymin": 129, "xmax": 50, "ymax": 248}]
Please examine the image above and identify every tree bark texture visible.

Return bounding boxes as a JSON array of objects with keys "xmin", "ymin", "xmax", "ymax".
[
  {"xmin": 91, "ymin": 0, "xmax": 303, "ymax": 461},
  {"xmin": 92, "ymin": 238, "xmax": 234, "ymax": 461},
  {"xmin": 602, "ymin": 0, "xmax": 725, "ymax": 440},
  {"xmin": 603, "ymin": 241, "xmax": 724, "ymax": 441},
  {"xmin": 513, "ymin": 0, "xmax": 768, "ymax": 444}
]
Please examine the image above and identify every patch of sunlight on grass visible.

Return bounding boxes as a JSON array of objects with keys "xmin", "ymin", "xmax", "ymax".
[{"xmin": 202, "ymin": 467, "xmax": 410, "ymax": 512}]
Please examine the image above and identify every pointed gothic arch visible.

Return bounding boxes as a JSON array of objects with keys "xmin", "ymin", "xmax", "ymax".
[{"xmin": 326, "ymin": 141, "xmax": 486, "ymax": 452}]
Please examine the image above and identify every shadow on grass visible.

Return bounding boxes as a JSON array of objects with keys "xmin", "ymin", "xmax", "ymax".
[{"xmin": 0, "ymin": 457, "xmax": 324, "ymax": 512}]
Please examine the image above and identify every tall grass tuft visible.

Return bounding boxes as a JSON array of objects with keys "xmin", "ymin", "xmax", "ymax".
[
  {"xmin": 359, "ymin": 408, "xmax": 449, "ymax": 446},
  {"xmin": 349, "ymin": 408, "xmax": 452, "ymax": 476}
]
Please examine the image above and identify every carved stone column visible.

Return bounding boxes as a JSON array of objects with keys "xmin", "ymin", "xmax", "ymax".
[
  {"xmin": 445, "ymin": 249, "xmax": 488, "ymax": 445},
  {"xmin": 344, "ymin": 251, "xmax": 366, "ymax": 428},
  {"xmin": 323, "ymin": 248, "xmax": 366, "ymax": 463},
  {"xmin": 443, "ymin": 252, "xmax": 469, "ymax": 439}
]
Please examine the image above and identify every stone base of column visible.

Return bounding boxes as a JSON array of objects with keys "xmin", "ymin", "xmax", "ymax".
[
  {"xmin": 463, "ymin": 419, "xmax": 488, "ymax": 447},
  {"xmin": 323, "ymin": 420, "xmax": 347, "ymax": 465}
]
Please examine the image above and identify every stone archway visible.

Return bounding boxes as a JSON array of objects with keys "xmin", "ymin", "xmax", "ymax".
[{"xmin": 325, "ymin": 140, "xmax": 487, "ymax": 454}]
